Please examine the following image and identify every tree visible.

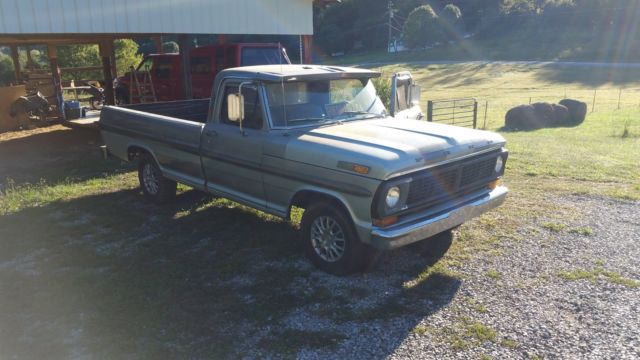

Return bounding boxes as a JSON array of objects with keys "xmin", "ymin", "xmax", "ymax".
[
  {"xmin": 0, "ymin": 54, "xmax": 16, "ymax": 86},
  {"xmin": 440, "ymin": 4, "xmax": 463, "ymax": 40},
  {"xmin": 162, "ymin": 41, "xmax": 179, "ymax": 54},
  {"xmin": 114, "ymin": 39, "xmax": 143, "ymax": 76},
  {"xmin": 403, "ymin": 5, "xmax": 442, "ymax": 49}
]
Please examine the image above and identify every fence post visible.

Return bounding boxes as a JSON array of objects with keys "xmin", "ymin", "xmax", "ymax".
[
  {"xmin": 592, "ymin": 90, "xmax": 597, "ymax": 113},
  {"xmin": 529, "ymin": 97, "xmax": 532, "ymax": 104},
  {"xmin": 618, "ymin": 88, "xmax": 622, "ymax": 110},
  {"xmin": 483, "ymin": 100, "xmax": 489, "ymax": 130},
  {"xmin": 427, "ymin": 101, "xmax": 433, "ymax": 122},
  {"xmin": 472, "ymin": 100, "xmax": 478, "ymax": 129}
]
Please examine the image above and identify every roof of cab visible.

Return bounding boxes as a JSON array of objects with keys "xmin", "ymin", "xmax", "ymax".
[{"xmin": 219, "ymin": 64, "xmax": 381, "ymax": 82}]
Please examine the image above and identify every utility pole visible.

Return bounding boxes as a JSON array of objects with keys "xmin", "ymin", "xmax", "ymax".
[{"xmin": 388, "ymin": 1, "xmax": 393, "ymax": 53}]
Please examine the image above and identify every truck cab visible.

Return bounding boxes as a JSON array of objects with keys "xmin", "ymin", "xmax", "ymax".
[{"xmin": 114, "ymin": 43, "xmax": 290, "ymax": 104}]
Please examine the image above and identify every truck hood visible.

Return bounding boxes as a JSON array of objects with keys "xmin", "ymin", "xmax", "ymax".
[{"xmin": 281, "ymin": 117, "xmax": 506, "ymax": 180}]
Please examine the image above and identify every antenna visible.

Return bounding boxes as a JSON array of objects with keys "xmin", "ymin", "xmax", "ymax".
[{"xmin": 279, "ymin": 42, "xmax": 288, "ymax": 132}]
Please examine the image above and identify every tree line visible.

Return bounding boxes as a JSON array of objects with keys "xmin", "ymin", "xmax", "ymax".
[{"xmin": 314, "ymin": 0, "xmax": 640, "ymax": 53}]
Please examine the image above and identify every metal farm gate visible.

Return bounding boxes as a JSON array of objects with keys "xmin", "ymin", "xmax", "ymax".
[{"xmin": 426, "ymin": 98, "xmax": 478, "ymax": 129}]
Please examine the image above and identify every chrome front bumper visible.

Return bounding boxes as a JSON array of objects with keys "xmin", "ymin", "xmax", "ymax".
[{"xmin": 370, "ymin": 186, "xmax": 508, "ymax": 250}]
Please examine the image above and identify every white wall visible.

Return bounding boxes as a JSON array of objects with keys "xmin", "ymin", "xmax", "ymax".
[{"xmin": 0, "ymin": 0, "xmax": 313, "ymax": 35}]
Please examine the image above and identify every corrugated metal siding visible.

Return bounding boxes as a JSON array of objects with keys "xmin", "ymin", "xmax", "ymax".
[{"xmin": 0, "ymin": 0, "xmax": 313, "ymax": 35}]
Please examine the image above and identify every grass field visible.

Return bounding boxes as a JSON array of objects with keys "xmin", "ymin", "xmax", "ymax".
[{"xmin": 0, "ymin": 63, "xmax": 639, "ymax": 357}]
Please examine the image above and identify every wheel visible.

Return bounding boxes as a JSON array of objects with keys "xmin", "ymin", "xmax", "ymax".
[
  {"xmin": 410, "ymin": 229, "xmax": 454, "ymax": 259},
  {"xmin": 90, "ymin": 96, "xmax": 104, "ymax": 110},
  {"xmin": 301, "ymin": 202, "xmax": 375, "ymax": 275},
  {"xmin": 138, "ymin": 154, "xmax": 176, "ymax": 203},
  {"xmin": 115, "ymin": 89, "xmax": 129, "ymax": 105}
]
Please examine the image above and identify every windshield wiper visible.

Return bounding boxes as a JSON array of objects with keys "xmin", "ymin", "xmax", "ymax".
[
  {"xmin": 339, "ymin": 111, "xmax": 384, "ymax": 119},
  {"xmin": 287, "ymin": 117, "xmax": 330, "ymax": 123}
]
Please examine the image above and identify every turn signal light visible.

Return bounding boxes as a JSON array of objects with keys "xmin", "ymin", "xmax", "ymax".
[
  {"xmin": 373, "ymin": 216, "xmax": 398, "ymax": 227},
  {"xmin": 488, "ymin": 179, "xmax": 503, "ymax": 190}
]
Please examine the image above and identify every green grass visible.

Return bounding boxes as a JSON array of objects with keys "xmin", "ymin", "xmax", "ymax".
[
  {"xmin": 486, "ymin": 269, "xmax": 502, "ymax": 280},
  {"xmin": 542, "ymin": 222, "xmax": 567, "ymax": 233},
  {"xmin": 568, "ymin": 227, "xmax": 594, "ymax": 236},
  {"xmin": 558, "ymin": 266, "xmax": 640, "ymax": 288}
]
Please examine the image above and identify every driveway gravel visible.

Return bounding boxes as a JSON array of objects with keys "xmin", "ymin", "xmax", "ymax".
[{"xmin": 245, "ymin": 195, "xmax": 640, "ymax": 359}]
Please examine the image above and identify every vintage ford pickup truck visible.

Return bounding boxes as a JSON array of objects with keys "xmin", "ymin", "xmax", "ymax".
[{"xmin": 100, "ymin": 65, "xmax": 508, "ymax": 275}]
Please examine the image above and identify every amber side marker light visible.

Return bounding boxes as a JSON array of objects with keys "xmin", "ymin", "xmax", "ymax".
[
  {"xmin": 373, "ymin": 216, "xmax": 398, "ymax": 227},
  {"xmin": 488, "ymin": 179, "xmax": 503, "ymax": 190}
]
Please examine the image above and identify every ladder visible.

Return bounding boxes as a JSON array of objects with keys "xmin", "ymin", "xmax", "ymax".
[{"xmin": 129, "ymin": 66, "xmax": 157, "ymax": 103}]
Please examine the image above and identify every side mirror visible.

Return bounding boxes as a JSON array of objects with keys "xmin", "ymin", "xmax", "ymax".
[
  {"xmin": 227, "ymin": 93, "xmax": 244, "ymax": 122},
  {"xmin": 410, "ymin": 84, "xmax": 421, "ymax": 106}
]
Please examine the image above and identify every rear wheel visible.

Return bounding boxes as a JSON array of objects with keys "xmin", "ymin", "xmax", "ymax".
[
  {"xmin": 138, "ymin": 154, "xmax": 176, "ymax": 203},
  {"xmin": 301, "ymin": 202, "xmax": 375, "ymax": 275}
]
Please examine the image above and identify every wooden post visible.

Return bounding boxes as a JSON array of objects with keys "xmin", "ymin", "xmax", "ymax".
[
  {"xmin": 178, "ymin": 34, "xmax": 193, "ymax": 100},
  {"xmin": 9, "ymin": 45, "xmax": 21, "ymax": 82},
  {"xmin": 592, "ymin": 90, "xmax": 597, "ymax": 113},
  {"xmin": 47, "ymin": 44, "xmax": 65, "ymax": 121},
  {"xmin": 618, "ymin": 88, "xmax": 622, "ymax": 110},
  {"xmin": 483, "ymin": 100, "xmax": 489, "ymax": 130},
  {"xmin": 302, "ymin": 35, "xmax": 313, "ymax": 64},
  {"xmin": 99, "ymin": 40, "xmax": 116, "ymax": 106}
]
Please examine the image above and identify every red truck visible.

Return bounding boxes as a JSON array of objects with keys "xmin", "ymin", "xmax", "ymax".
[{"xmin": 114, "ymin": 43, "xmax": 290, "ymax": 104}]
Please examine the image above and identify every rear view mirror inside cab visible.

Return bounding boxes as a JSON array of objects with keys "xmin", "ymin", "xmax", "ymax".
[{"xmin": 227, "ymin": 93, "xmax": 244, "ymax": 122}]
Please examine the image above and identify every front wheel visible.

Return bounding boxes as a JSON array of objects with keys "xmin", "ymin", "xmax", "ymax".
[
  {"xmin": 301, "ymin": 202, "xmax": 375, "ymax": 276},
  {"xmin": 138, "ymin": 154, "xmax": 176, "ymax": 204}
]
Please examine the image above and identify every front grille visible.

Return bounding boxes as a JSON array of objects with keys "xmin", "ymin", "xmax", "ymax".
[
  {"xmin": 460, "ymin": 157, "xmax": 497, "ymax": 187},
  {"xmin": 406, "ymin": 152, "xmax": 499, "ymax": 207}
]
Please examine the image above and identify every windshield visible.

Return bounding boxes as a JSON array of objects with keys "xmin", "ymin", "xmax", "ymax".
[
  {"xmin": 265, "ymin": 78, "xmax": 387, "ymax": 128},
  {"xmin": 241, "ymin": 47, "xmax": 288, "ymax": 66}
]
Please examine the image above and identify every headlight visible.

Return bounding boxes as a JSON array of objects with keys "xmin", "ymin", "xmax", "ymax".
[
  {"xmin": 385, "ymin": 186, "xmax": 401, "ymax": 208},
  {"xmin": 495, "ymin": 156, "xmax": 504, "ymax": 173}
]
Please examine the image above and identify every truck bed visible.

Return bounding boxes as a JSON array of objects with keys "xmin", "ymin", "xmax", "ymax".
[
  {"xmin": 99, "ymin": 99, "xmax": 208, "ymax": 189},
  {"xmin": 120, "ymin": 99, "xmax": 210, "ymax": 123}
]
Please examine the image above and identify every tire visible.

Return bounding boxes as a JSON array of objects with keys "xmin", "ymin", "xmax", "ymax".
[
  {"xmin": 138, "ymin": 154, "xmax": 176, "ymax": 204},
  {"xmin": 90, "ymin": 96, "xmax": 104, "ymax": 110},
  {"xmin": 301, "ymin": 202, "xmax": 375, "ymax": 276},
  {"xmin": 410, "ymin": 229, "xmax": 454, "ymax": 259},
  {"xmin": 115, "ymin": 89, "xmax": 129, "ymax": 105}
]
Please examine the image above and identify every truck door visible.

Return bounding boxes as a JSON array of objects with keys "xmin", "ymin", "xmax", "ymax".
[
  {"xmin": 390, "ymin": 72, "xmax": 424, "ymax": 120},
  {"xmin": 200, "ymin": 81, "xmax": 267, "ymax": 209}
]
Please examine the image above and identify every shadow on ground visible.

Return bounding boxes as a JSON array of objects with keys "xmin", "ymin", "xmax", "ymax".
[{"xmin": 0, "ymin": 128, "xmax": 461, "ymax": 358}]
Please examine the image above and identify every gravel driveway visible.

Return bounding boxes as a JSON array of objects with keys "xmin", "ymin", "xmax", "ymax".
[{"xmin": 242, "ymin": 195, "xmax": 640, "ymax": 359}]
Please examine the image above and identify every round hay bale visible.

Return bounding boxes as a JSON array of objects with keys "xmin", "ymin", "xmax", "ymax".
[
  {"xmin": 559, "ymin": 99, "xmax": 587, "ymax": 125},
  {"xmin": 532, "ymin": 102, "xmax": 554, "ymax": 126},
  {"xmin": 505, "ymin": 104, "xmax": 542, "ymax": 130},
  {"xmin": 550, "ymin": 104, "xmax": 570, "ymax": 126}
]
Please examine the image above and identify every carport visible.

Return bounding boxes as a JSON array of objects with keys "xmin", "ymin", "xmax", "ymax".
[{"xmin": 0, "ymin": 0, "xmax": 326, "ymax": 126}]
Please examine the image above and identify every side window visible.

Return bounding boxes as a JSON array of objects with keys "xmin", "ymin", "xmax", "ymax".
[
  {"xmin": 220, "ymin": 84, "xmax": 264, "ymax": 130},
  {"xmin": 155, "ymin": 58, "xmax": 173, "ymax": 78}
]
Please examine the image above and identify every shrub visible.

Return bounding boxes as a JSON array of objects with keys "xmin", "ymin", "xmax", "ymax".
[
  {"xmin": 403, "ymin": 5, "xmax": 442, "ymax": 49},
  {"xmin": 372, "ymin": 76, "xmax": 391, "ymax": 110}
]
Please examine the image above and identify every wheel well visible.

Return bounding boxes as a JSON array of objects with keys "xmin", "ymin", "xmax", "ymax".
[
  {"xmin": 127, "ymin": 146, "xmax": 149, "ymax": 161},
  {"xmin": 289, "ymin": 190, "xmax": 350, "ymax": 220}
]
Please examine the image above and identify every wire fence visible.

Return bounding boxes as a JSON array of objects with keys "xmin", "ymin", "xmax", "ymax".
[{"xmin": 424, "ymin": 87, "xmax": 640, "ymax": 129}]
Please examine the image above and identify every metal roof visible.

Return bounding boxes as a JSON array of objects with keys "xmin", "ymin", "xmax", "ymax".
[
  {"xmin": 0, "ymin": 0, "xmax": 313, "ymax": 36},
  {"xmin": 220, "ymin": 65, "xmax": 381, "ymax": 82}
]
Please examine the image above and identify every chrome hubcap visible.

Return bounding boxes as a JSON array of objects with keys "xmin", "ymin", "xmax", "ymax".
[
  {"xmin": 142, "ymin": 163, "xmax": 159, "ymax": 195},
  {"xmin": 311, "ymin": 216, "xmax": 346, "ymax": 262}
]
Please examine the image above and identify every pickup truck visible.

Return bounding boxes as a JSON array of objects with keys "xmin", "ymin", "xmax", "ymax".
[
  {"xmin": 114, "ymin": 43, "xmax": 290, "ymax": 104},
  {"xmin": 100, "ymin": 65, "xmax": 508, "ymax": 275}
]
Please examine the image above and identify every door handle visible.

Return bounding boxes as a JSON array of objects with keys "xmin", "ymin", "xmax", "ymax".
[{"xmin": 204, "ymin": 130, "xmax": 217, "ymax": 137}]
